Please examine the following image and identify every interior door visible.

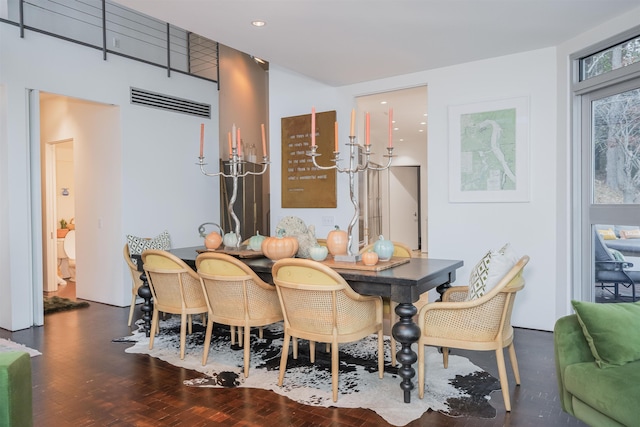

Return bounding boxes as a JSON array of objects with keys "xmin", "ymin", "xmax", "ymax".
[{"xmin": 389, "ymin": 166, "xmax": 420, "ymax": 249}]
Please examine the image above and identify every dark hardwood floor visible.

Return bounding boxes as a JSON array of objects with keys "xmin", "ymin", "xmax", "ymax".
[{"xmin": 2, "ymin": 285, "xmax": 586, "ymax": 427}]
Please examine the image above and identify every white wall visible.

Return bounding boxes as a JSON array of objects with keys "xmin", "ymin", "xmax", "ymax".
[
  {"xmin": 332, "ymin": 49, "xmax": 558, "ymax": 331},
  {"xmin": 268, "ymin": 65, "xmax": 358, "ymax": 249},
  {"xmin": 0, "ymin": 27, "xmax": 219, "ymax": 330},
  {"xmin": 55, "ymin": 142, "xmax": 75, "ymax": 224}
]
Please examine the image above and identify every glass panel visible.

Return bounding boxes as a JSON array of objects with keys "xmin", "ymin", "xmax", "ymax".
[
  {"xmin": 592, "ymin": 87, "xmax": 640, "ymax": 204},
  {"xmin": 594, "ymin": 223, "xmax": 640, "ymax": 303},
  {"xmin": 581, "ymin": 36, "xmax": 640, "ymax": 81}
]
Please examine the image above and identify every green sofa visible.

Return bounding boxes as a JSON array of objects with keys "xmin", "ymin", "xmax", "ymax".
[
  {"xmin": 0, "ymin": 351, "xmax": 33, "ymax": 427},
  {"xmin": 554, "ymin": 312, "xmax": 640, "ymax": 427}
]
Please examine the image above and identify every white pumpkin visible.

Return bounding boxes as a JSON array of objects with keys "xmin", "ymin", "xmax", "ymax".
[
  {"xmin": 248, "ymin": 232, "xmax": 266, "ymax": 251},
  {"xmin": 223, "ymin": 231, "xmax": 239, "ymax": 248},
  {"xmin": 309, "ymin": 245, "xmax": 328, "ymax": 261}
]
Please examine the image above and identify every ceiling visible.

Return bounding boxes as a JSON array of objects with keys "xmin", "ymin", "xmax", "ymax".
[
  {"xmin": 113, "ymin": 0, "xmax": 638, "ymax": 147},
  {"xmin": 115, "ymin": 0, "xmax": 639, "ymax": 87}
]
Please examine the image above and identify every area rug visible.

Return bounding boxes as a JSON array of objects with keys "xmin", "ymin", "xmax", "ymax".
[
  {"xmin": 118, "ymin": 317, "xmax": 500, "ymax": 426},
  {"xmin": 0, "ymin": 338, "xmax": 41, "ymax": 357},
  {"xmin": 44, "ymin": 296, "xmax": 90, "ymax": 314}
]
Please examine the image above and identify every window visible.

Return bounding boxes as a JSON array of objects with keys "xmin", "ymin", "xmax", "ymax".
[
  {"xmin": 573, "ymin": 27, "xmax": 640, "ymax": 303},
  {"xmin": 580, "ymin": 35, "xmax": 640, "ymax": 81}
]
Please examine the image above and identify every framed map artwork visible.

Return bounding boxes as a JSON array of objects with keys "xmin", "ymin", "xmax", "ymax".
[{"xmin": 448, "ymin": 96, "xmax": 529, "ymax": 202}]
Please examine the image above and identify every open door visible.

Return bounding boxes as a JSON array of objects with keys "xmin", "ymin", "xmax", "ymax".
[{"xmin": 388, "ymin": 166, "xmax": 420, "ymax": 250}]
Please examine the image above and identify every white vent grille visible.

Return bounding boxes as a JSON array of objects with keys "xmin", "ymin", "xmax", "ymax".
[{"xmin": 130, "ymin": 88, "xmax": 211, "ymax": 118}]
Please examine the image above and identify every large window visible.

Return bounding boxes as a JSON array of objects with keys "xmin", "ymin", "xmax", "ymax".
[
  {"xmin": 592, "ymin": 87, "xmax": 640, "ymax": 204},
  {"xmin": 574, "ymin": 27, "xmax": 640, "ymax": 303}
]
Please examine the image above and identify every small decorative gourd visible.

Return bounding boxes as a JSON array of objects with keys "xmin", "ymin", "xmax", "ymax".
[
  {"xmin": 309, "ymin": 245, "xmax": 329, "ymax": 261},
  {"xmin": 373, "ymin": 235, "xmax": 394, "ymax": 261},
  {"xmin": 204, "ymin": 231, "xmax": 222, "ymax": 250},
  {"xmin": 361, "ymin": 250, "xmax": 379, "ymax": 266},
  {"xmin": 326, "ymin": 225, "xmax": 348, "ymax": 256},
  {"xmin": 223, "ymin": 231, "xmax": 239, "ymax": 248},
  {"xmin": 248, "ymin": 232, "xmax": 266, "ymax": 251},
  {"xmin": 261, "ymin": 229, "xmax": 299, "ymax": 261}
]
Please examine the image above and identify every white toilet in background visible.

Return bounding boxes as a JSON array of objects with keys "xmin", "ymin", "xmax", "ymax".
[{"xmin": 59, "ymin": 229, "xmax": 76, "ymax": 281}]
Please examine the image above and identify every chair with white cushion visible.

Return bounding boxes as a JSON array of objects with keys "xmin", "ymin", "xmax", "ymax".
[{"xmin": 417, "ymin": 255, "xmax": 529, "ymax": 412}]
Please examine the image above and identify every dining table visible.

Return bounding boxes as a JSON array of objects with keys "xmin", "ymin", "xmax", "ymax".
[{"xmin": 133, "ymin": 246, "xmax": 463, "ymax": 404}]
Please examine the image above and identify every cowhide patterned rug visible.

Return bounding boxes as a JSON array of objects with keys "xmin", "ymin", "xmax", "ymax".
[{"xmin": 117, "ymin": 317, "xmax": 499, "ymax": 426}]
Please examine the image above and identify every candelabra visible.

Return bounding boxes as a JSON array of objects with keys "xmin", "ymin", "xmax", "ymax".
[
  {"xmin": 197, "ymin": 147, "xmax": 269, "ymax": 249},
  {"xmin": 308, "ymin": 136, "xmax": 393, "ymax": 262}
]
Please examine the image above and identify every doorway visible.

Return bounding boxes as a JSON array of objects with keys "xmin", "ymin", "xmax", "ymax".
[
  {"xmin": 389, "ymin": 166, "xmax": 420, "ymax": 249},
  {"xmin": 43, "ymin": 138, "xmax": 75, "ymax": 295},
  {"xmin": 37, "ymin": 91, "xmax": 121, "ymax": 313},
  {"xmin": 356, "ymin": 86, "xmax": 428, "ymax": 252}
]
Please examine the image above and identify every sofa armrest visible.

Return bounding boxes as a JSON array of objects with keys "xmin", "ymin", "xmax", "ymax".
[{"xmin": 554, "ymin": 314, "xmax": 594, "ymax": 415}]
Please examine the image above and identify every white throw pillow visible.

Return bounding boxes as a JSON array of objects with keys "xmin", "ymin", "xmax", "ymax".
[
  {"xmin": 127, "ymin": 230, "xmax": 171, "ymax": 265},
  {"xmin": 466, "ymin": 243, "xmax": 519, "ymax": 301}
]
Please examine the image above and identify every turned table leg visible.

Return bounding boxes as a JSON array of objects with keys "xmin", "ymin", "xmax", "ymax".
[
  {"xmin": 391, "ymin": 302, "xmax": 421, "ymax": 403},
  {"xmin": 137, "ymin": 270, "xmax": 153, "ymax": 337}
]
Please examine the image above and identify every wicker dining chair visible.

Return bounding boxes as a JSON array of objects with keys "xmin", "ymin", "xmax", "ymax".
[
  {"xmin": 123, "ymin": 244, "xmax": 145, "ymax": 327},
  {"xmin": 417, "ymin": 255, "xmax": 529, "ymax": 412},
  {"xmin": 272, "ymin": 258, "xmax": 384, "ymax": 402},
  {"xmin": 359, "ymin": 240, "xmax": 415, "ymax": 366},
  {"xmin": 141, "ymin": 249, "xmax": 208, "ymax": 360},
  {"xmin": 195, "ymin": 252, "xmax": 283, "ymax": 377}
]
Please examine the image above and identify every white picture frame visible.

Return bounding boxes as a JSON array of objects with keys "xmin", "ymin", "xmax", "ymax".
[{"xmin": 448, "ymin": 96, "xmax": 530, "ymax": 203}]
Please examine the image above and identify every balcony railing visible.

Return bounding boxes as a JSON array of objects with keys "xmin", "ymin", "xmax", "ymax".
[{"xmin": 1, "ymin": 0, "xmax": 219, "ymax": 85}]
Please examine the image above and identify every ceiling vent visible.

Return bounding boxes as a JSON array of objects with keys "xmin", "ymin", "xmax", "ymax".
[{"xmin": 130, "ymin": 88, "xmax": 211, "ymax": 118}]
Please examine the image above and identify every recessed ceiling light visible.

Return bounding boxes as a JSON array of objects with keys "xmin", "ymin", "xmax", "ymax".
[
  {"xmin": 423, "ymin": 113, "xmax": 428, "ymax": 117},
  {"xmin": 419, "ymin": 129, "xmax": 424, "ymax": 132},
  {"xmin": 252, "ymin": 20, "xmax": 266, "ymax": 27},
  {"xmin": 394, "ymin": 127, "xmax": 399, "ymax": 131},
  {"xmin": 420, "ymin": 121, "xmax": 426, "ymax": 125},
  {"xmin": 380, "ymin": 101, "xmax": 387, "ymax": 105}
]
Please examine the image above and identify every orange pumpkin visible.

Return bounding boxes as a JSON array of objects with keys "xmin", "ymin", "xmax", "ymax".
[
  {"xmin": 361, "ymin": 251, "xmax": 379, "ymax": 266},
  {"xmin": 326, "ymin": 225, "xmax": 348, "ymax": 256},
  {"xmin": 261, "ymin": 231, "xmax": 299, "ymax": 261},
  {"xmin": 204, "ymin": 231, "xmax": 222, "ymax": 249}
]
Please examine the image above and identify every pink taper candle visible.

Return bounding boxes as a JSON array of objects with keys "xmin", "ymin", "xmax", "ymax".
[
  {"xmin": 261, "ymin": 123, "xmax": 267, "ymax": 156},
  {"xmin": 365, "ymin": 112, "xmax": 370, "ymax": 146},
  {"xmin": 350, "ymin": 109, "xmax": 355, "ymax": 137},
  {"xmin": 237, "ymin": 128, "xmax": 242, "ymax": 156},
  {"xmin": 334, "ymin": 121, "xmax": 339, "ymax": 152},
  {"xmin": 199, "ymin": 123, "xmax": 204, "ymax": 157},
  {"xmin": 388, "ymin": 108, "xmax": 394, "ymax": 148},
  {"xmin": 311, "ymin": 107, "xmax": 316, "ymax": 147},
  {"xmin": 237, "ymin": 127, "xmax": 241, "ymax": 151}
]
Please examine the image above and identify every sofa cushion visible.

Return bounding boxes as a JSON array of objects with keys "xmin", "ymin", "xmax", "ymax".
[
  {"xmin": 597, "ymin": 228, "xmax": 617, "ymax": 240},
  {"xmin": 620, "ymin": 228, "xmax": 640, "ymax": 239},
  {"xmin": 564, "ymin": 359, "xmax": 640, "ymax": 427},
  {"xmin": 571, "ymin": 300, "xmax": 640, "ymax": 368}
]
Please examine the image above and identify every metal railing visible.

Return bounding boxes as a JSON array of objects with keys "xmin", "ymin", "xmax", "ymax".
[{"xmin": 1, "ymin": 0, "xmax": 219, "ymax": 86}]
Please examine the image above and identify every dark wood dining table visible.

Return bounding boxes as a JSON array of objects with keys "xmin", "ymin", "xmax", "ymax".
[{"xmin": 133, "ymin": 246, "xmax": 463, "ymax": 404}]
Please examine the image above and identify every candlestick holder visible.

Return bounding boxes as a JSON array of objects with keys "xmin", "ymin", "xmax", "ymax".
[
  {"xmin": 197, "ymin": 148, "xmax": 269, "ymax": 249},
  {"xmin": 308, "ymin": 136, "xmax": 393, "ymax": 262}
]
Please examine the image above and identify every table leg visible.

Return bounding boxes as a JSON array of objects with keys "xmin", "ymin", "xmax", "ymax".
[
  {"xmin": 391, "ymin": 302, "xmax": 421, "ymax": 403},
  {"xmin": 137, "ymin": 270, "xmax": 153, "ymax": 337},
  {"xmin": 435, "ymin": 283, "xmax": 451, "ymax": 301}
]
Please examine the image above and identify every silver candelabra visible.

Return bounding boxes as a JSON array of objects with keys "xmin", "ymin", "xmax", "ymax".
[
  {"xmin": 197, "ymin": 146, "xmax": 269, "ymax": 249},
  {"xmin": 308, "ymin": 136, "xmax": 393, "ymax": 262}
]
